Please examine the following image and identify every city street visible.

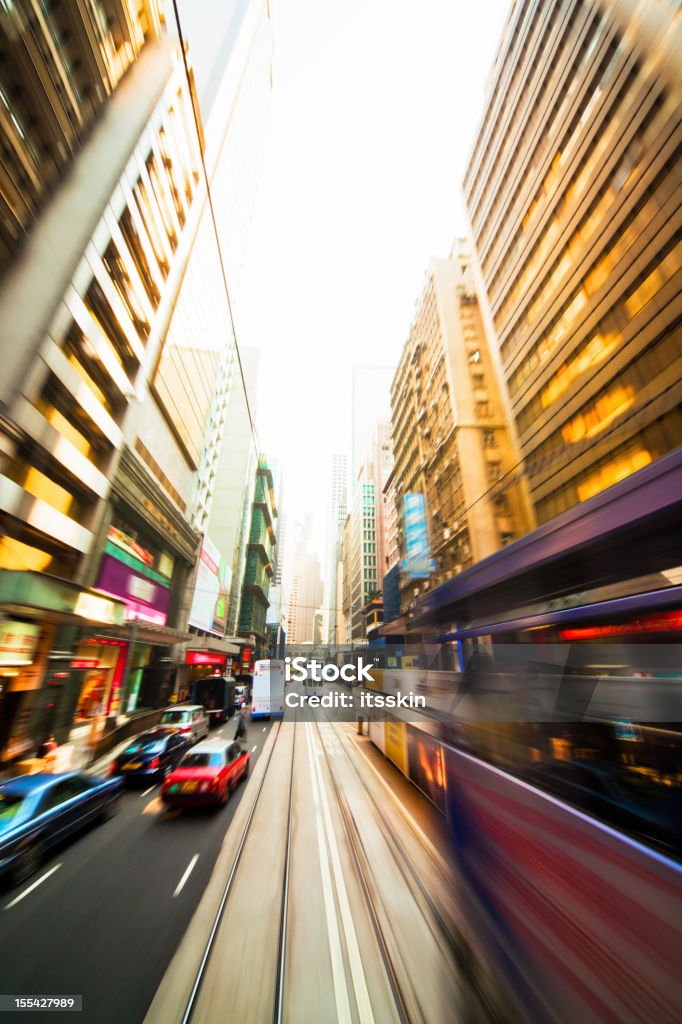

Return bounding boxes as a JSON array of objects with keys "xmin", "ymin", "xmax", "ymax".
[{"xmin": 0, "ymin": 722, "xmax": 275, "ymax": 1024}]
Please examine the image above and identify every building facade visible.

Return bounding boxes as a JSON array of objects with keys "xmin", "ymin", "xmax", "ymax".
[
  {"xmin": 287, "ymin": 518, "xmax": 323, "ymax": 645},
  {"xmin": 0, "ymin": 3, "xmax": 213, "ymax": 755},
  {"xmin": 323, "ymin": 453, "xmax": 348, "ymax": 644},
  {"xmin": 389, "ymin": 245, "xmax": 528, "ymax": 616},
  {"xmin": 237, "ymin": 458, "xmax": 277, "ymax": 656},
  {"xmin": 463, "ymin": 0, "xmax": 681, "ymax": 527},
  {"xmin": 0, "ymin": 0, "xmax": 274, "ymax": 758}
]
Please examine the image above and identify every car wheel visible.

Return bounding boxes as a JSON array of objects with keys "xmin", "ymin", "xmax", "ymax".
[
  {"xmin": 242, "ymin": 760, "xmax": 250, "ymax": 782},
  {"xmin": 100, "ymin": 793, "xmax": 120, "ymax": 823},
  {"xmin": 11, "ymin": 840, "xmax": 43, "ymax": 887}
]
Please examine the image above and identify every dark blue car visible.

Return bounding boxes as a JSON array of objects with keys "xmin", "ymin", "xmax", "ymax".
[
  {"xmin": 0, "ymin": 771, "xmax": 123, "ymax": 888},
  {"xmin": 113, "ymin": 728, "xmax": 192, "ymax": 784}
]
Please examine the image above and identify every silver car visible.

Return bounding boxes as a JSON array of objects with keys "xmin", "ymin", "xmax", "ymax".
[{"xmin": 156, "ymin": 705, "xmax": 209, "ymax": 743}]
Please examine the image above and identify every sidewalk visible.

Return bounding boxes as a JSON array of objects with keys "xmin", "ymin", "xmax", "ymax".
[{"xmin": 0, "ymin": 719, "xmax": 147, "ymax": 782}]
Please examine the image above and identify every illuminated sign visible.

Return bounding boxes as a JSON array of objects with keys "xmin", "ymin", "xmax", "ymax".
[
  {"xmin": 186, "ymin": 651, "xmax": 225, "ymax": 666},
  {"xmin": 71, "ymin": 658, "xmax": 100, "ymax": 670},
  {"xmin": 0, "ymin": 621, "xmax": 40, "ymax": 666},
  {"xmin": 73, "ymin": 591, "xmax": 121, "ymax": 625},
  {"xmin": 95, "ymin": 555, "xmax": 170, "ymax": 626}
]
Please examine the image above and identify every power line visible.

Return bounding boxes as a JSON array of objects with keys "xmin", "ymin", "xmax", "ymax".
[{"xmin": 170, "ymin": 0, "xmax": 260, "ymax": 460}]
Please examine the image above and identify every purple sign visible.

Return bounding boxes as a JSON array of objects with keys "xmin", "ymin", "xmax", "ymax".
[{"xmin": 96, "ymin": 554, "xmax": 170, "ymax": 626}]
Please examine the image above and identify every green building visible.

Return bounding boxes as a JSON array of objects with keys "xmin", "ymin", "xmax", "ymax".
[{"xmin": 237, "ymin": 459, "xmax": 277, "ymax": 656}]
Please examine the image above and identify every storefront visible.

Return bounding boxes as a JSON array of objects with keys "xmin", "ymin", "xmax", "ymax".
[
  {"xmin": 0, "ymin": 618, "xmax": 47, "ymax": 761},
  {"xmin": 70, "ymin": 638, "xmax": 129, "ymax": 720},
  {"xmin": 80, "ymin": 520, "xmax": 177, "ymax": 715},
  {"xmin": 0, "ymin": 571, "xmax": 126, "ymax": 760}
]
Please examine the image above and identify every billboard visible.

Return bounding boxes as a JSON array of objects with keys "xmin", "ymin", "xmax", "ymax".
[
  {"xmin": 188, "ymin": 537, "xmax": 231, "ymax": 637},
  {"xmin": 401, "ymin": 492, "xmax": 435, "ymax": 578},
  {"xmin": 96, "ymin": 555, "xmax": 171, "ymax": 626}
]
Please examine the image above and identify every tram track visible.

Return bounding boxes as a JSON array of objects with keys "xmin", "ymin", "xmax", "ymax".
[
  {"xmin": 311, "ymin": 715, "xmax": 411, "ymax": 1024},
  {"xmin": 180, "ymin": 715, "xmax": 297, "ymax": 1024},
  {"xmin": 314, "ymin": 712, "xmax": 509, "ymax": 1024}
]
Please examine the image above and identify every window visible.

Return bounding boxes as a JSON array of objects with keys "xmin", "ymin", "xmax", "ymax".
[
  {"xmin": 475, "ymin": 401, "xmax": 491, "ymax": 419},
  {"xmin": 472, "ymin": 373, "xmax": 485, "ymax": 389},
  {"xmin": 494, "ymin": 493, "xmax": 510, "ymax": 515},
  {"xmin": 483, "ymin": 430, "xmax": 496, "ymax": 448},
  {"xmin": 487, "ymin": 461, "xmax": 501, "ymax": 482}
]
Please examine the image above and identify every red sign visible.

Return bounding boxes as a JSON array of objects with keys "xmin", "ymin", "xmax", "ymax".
[
  {"xmin": 186, "ymin": 650, "xmax": 225, "ymax": 666},
  {"xmin": 242, "ymin": 647, "xmax": 251, "ymax": 662},
  {"xmin": 71, "ymin": 658, "xmax": 100, "ymax": 670}
]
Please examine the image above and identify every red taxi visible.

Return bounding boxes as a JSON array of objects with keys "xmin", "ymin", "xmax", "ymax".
[{"xmin": 160, "ymin": 739, "xmax": 249, "ymax": 808}]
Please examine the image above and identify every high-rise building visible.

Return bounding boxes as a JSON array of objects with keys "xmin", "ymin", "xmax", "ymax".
[
  {"xmin": 323, "ymin": 454, "xmax": 348, "ymax": 644},
  {"xmin": 342, "ymin": 422, "xmax": 393, "ymax": 642},
  {"xmin": 0, "ymin": 1, "xmax": 274, "ymax": 757},
  {"xmin": 351, "ymin": 365, "xmax": 394, "ymax": 485},
  {"xmin": 389, "ymin": 243, "xmax": 528, "ymax": 614},
  {"xmin": 463, "ymin": 0, "xmax": 681, "ymax": 528},
  {"xmin": 237, "ymin": 457, "xmax": 277, "ymax": 656},
  {"xmin": 0, "ymin": 3, "xmax": 215, "ymax": 753},
  {"xmin": 202, "ymin": 347, "xmax": 261, "ymax": 637},
  {"xmin": 287, "ymin": 518, "xmax": 323, "ymax": 645}
]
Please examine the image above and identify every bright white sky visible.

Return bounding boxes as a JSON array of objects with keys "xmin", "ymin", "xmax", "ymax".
[{"xmin": 233, "ymin": 0, "xmax": 511, "ymax": 544}]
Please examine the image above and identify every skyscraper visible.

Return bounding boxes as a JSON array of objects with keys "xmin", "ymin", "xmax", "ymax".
[
  {"xmin": 287, "ymin": 518, "xmax": 323, "ymax": 645},
  {"xmin": 0, "ymin": 3, "xmax": 216, "ymax": 750},
  {"xmin": 0, "ymin": 0, "xmax": 274, "ymax": 754},
  {"xmin": 463, "ymin": 0, "xmax": 681, "ymax": 527},
  {"xmin": 389, "ymin": 242, "xmax": 528, "ymax": 613},
  {"xmin": 343, "ymin": 422, "xmax": 394, "ymax": 641},
  {"xmin": 324, "ymin": 454, "xmax": 348, "ymax": 644}
]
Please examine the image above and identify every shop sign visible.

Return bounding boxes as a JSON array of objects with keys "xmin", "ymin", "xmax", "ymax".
[
  {"xmin": 0, "ymin": 620, "xmax": 40, "ymax": 666},
  {"xmin": 188, "ymin": 537, "xmax": 231, "ymax": 637},
  {"xmin": 74, "ymin": 591, "xmax": 122, "ymax": 625},
  {"xmin": 186, "ymin": 651, "xmax": 225, "ymax": 666},
  {"xmin": 95, "ymin": 555, "xmax": 170, "ymax": 626},
  {"xmin": 107, "ymin": 525, "xmax": 154, "ymax": 567},
  {"xmin": 71, "ymin": 658, "xmax": 100, "ymax": 670}
]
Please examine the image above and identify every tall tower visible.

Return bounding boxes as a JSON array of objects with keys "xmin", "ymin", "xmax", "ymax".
[
  {"xmin": 324, "ymin": 454, "xmax": 348, "ymax": 644},
  {"xmin": 463, "ymin": 0, "xmax": 682, "ymax": 527}
]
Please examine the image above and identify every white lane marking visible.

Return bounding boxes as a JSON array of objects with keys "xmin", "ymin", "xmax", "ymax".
[
  {"xmin": 173, "ymin": 854, "xmax": 199, "ymax": 898},
  {"xmin": 141, "ymin": 785, "xmax": 155, "ymax": 797},
  {"xmin": 307, "ymin": 721, "xmax": 375, "ymax": 1023},
  {"xmin": 5, "ymin": 863, "xmax": 61, "ymax": 910},
  {"xmin": 251, "ymin": 745, "xmax": 257, "ymax": 752},
  {"xmin": 304, "ymin": 723, "xmax": 352, "ymax": 1023},
  {"xmin": 262, "ymin": 727, "xmax": 266, "ymax": 732}
]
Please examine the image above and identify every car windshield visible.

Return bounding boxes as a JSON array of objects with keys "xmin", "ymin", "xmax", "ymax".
[
  {"xmin": 160, "ymin": 711, "xmax": 189, "ymax": 724},
  {"xmin": 0, "ymin": 792, "xmax": 29, "ymax": 832},
  {"xmin": 181, "ymin": 752, "xmax": 224, "ymax": 768},
  {"xmin": 124, "ymin": 739, "xmax": 164, "ymax": 755}
]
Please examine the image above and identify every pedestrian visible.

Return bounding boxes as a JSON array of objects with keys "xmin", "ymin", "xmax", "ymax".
[
  {"xmin": 38, "ymin": 735, "xmax": 58, "ymax": 759},
  {"xmin": 234, "ymin": 709, "xmax": 247, "ymax": 742}
]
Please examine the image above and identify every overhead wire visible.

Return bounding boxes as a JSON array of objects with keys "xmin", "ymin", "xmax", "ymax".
[{"xmin": 170, "ymin": 0, "xmax": 260, "ymax": 460}]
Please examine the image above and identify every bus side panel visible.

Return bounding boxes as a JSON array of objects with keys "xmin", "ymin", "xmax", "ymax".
[{"xmin": 444, "ymin": 745, "xmax": 682, "ymax": 1024}]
